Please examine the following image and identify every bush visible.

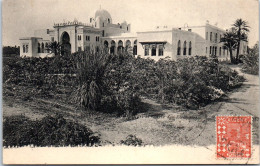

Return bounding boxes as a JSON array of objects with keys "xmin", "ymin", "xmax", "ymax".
[
  {"xmin": 242, "ymin": 44, "xmax": 259, "ymax": 75},
  {"xmin": 120, "ymin": 134, "xmax": 143, "ymax": 146},
  {"xmin": 3, "ymin": 114, "xmax": 99, "ymax": 147}
]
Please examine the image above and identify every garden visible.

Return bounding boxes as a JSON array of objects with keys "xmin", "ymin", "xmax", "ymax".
[{"xmin": 3, "ymin": 49, "xmax": 248, "ymax": 147}]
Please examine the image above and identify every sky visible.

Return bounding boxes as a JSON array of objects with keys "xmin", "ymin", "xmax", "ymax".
[{"xmin": 2, "ymin": 0, "xmax": 259, "ymax": 47}]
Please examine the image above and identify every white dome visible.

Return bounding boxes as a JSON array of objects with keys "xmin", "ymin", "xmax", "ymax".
[{"xmin": 95, "ymin": 9, "xmax": 112, "ymax": 21}]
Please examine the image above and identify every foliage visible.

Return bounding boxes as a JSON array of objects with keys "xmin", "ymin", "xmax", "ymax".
[
  {"xmin": 3, "ymin": 46, "xmax": 20, "ymax": 56},
  {"xmin": 120, "ymin": 134, "xmax": 143, "ymax": 146},
  {"xmin": 232, "ymin": 18, "xmax": 250, "ymax": 62},
  {"xmin": 3, "ymin": 114, "xmax": 99, "ymax": 147},
  {"xmin": 3, "ymin": 51, "xmax": 244, "ymax": 112},
  {"xmin": 71, "ymin": 51, "xmax": 111, "ymax": 110},
  {"xmin": 242, "ymin": 43, "xmax": 259, "ymax": 75},
  {"xmin": 220, "ymin": 30, "xmax": 238, "ymax": 63}
]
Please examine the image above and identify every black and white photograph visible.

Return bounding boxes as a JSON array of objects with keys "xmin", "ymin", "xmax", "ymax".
[{"xmin": 2, "ymin": 0, "xmax": 259, "ymax": 164}]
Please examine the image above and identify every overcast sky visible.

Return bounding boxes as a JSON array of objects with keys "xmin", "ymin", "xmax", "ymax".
[{"xmin": 2, "ymin": 0, "xmax": 259, "ymax": 47}]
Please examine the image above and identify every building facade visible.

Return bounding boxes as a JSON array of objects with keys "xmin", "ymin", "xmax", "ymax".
[{"xmin": 20, "ymin": 9, "xmax": 247, "ymax": 61}]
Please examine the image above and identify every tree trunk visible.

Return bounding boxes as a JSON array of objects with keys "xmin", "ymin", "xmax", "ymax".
[
  {"xmin": 236, "ymin": 40, "xmax": 240, "ymax": 62},
  {"xmin": 229, "ymin": 48, "xmax": 235, "ymax": 64}
]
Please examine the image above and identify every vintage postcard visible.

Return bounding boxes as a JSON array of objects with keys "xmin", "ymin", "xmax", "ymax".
[{"xmin": 2, "ymin": 0, "xmax": 259, "ymax": 164}]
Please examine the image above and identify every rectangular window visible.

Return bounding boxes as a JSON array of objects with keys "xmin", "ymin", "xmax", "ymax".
[
  {"xmin": 159, "ymin": 45, "xmax": 163, "ymax": 56},
  {"xmin": 151, "ymin": 45, "xmax": 156, "ymax": 56},
  {"xmin": 51, "ymin": 37, "xmax": 54, "ymax": 42},
  {"xmin": 144, "ymin": 45, "xmax": 149, "ymax": 56}
]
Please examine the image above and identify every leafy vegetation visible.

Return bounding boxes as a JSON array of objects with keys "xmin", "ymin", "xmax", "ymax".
[
  {"xmin": 3, "ymin": 114, "xmax": 99, "ymax": 147},
  {"xmin": 242, "ymin": 43, "xmax": 259, "ymax": 75},
  {"xmin": 3, "ymin": 52, "xmax": 244, "ymax": 111},
  {"xmin": 220, "ymin": 18, "xmax": 250, "ymax": 64},
  {"xmin": 3, "ymin": 46, "xmax": 20, "ymax": 56},
  {"xmin": 120, "ymin": 134, "xmax": 143, "ymax": 146}
]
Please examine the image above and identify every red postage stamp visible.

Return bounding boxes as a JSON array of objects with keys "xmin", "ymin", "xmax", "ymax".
[{"xmin": 216, "ymin": 116, "xmax": 252, "ymax": 158}]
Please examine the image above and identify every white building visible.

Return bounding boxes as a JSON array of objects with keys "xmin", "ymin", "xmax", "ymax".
[{"xmin": 19, "ymin": 9, "xmax": 247, "ymax": 61}]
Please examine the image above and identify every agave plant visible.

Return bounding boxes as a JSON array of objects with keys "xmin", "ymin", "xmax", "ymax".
[{"xmin": 71, "ymin": 51, "xmax": 111, "ymax": 110}]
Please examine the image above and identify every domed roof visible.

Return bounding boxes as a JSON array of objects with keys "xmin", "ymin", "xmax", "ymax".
[{"xmin": 95, "ymin": 9, "xmax": 112, "ymax": 20}]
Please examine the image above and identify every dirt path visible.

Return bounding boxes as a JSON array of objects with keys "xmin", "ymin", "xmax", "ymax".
[{"xmin": 189, "ymin": 66, "xmax": 259, "ymax": 146}]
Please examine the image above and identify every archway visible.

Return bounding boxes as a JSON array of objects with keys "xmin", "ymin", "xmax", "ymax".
[
  {"xmin": 110, "ymin": 40, "xmax": 116, "ymax": 54},
  {"xmin": 104, "ymin": 40, "xmax": 109, "ymax": 53},
  {"xmin": 61, "ymin": 31, "xmax": 71, "ymax": 55},
  {"xmin": 133, "ymin": 40, "xmax": 137, "ymax": 55},
  {"xmin": 125, "ymin": 40, "xmax": 131, "ymax": 52},
  {"xmin": 118, "ymin": 40, "xmax": 124, "ymax": 54}
]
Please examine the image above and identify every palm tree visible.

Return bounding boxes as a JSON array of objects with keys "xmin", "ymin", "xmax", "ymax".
[
  {"xmin": 232, "ymin": 18, "xmax": 250, "ymax": 62},
  {"xmin": 220, "ymin": 31, "xmax": 238, "ymax": 63},
  {"xmin": 46, "ymin": 41, "xmax": 62, "ymax": 56}
]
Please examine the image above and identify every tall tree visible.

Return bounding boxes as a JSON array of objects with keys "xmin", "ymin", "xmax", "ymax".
[
  {"xmin": 46, "ymin": 41, "xmax": 62, "ymax": 56},
  {"xmin": 232, "ymin": 18, "xmax": 250, "ymax": 62},
  {"xmin": 220, "ymin": 31, "xmax": 238, "ymax": 63}
]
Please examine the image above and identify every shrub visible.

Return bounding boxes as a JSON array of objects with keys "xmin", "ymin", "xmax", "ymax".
[
  {"xmin": 242, "ymin": 44, "xmax": 259, "ymax": 75},
  {"xmin": 3, "ymin": 114, "xmax": 99, "ymax": 147},
  {"xmin": 120, "ymin": 134, "xmax": 143, "ymax": 146}
]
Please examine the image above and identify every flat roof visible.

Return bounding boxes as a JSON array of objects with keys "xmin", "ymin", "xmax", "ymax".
[{"xmin": 19, "ymin": 37, "xmax": 42, "ymax": 40}]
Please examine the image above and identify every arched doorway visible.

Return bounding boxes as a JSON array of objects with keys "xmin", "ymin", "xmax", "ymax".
[
  {"xmin": 104, "ymin": 40, "xmax": 109, "ymax": 53},
  {"xmin": 61, "ymin": 32, "xmax": 71, "ymax": 55},
  {"xmin": 118, "ymin": 40, "xmax": 124, "ymax": 54},
  {"xmin": 110, "ymin": 40, "xmax": 116, "ymax": 54},
  {"xmin": 133, "ymin": 40, "xmax": 137, "ymax": 55},
  {"xmin": 125, "ymin": 40, "xmax": 131, "ymax": 52}
]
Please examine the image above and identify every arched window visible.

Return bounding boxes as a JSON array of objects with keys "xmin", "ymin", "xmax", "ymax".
[
  {"xmin": 26, "ymin": 45, "xmax": 28, "ymax": 53},
  {"xmin": 38, "ymin": 43, "xmax": 41, "ymax": 53},
  {"xmin": 45, "ymin": 43, "xmax": 49, "ymax": 53},
  {"xmin": 41, "ymin": 43, "xmax": 44, "ymax": 53},
  {"xmin": 210, "ymin": 46, "xmax": 212, "ymax": 54},
  {"xmin": 183, "ymin": 41, "xmax": 187, "ymax": 55},
  {"xmin": 23, "ymin": 45, "xmax": 26, "ymax": 53},
  {"xmin": 210, "ymin": 32, "xmax": 212, "ymax": 41},
  {"xmin": 159, "ymin": 45, "xmax": 164, "ymax": 56},
  {"xmin": 133, "ymin": 40, "xmax": 137, "ymax": 55},
  {"xmin": 188, "ymin": 41, "xmax": 192, "ymax": 55},
  {"xmin": 177, "ymin": 40, "xmax": 181, "ymax": 55},
  {"xmin": 144, "ymin": 45, "xmax": 149, "ymax": 56},
  {"xmin": 219, "ymin": 47, "xmax": 221, "ymax": 56},
  {"xmin": 215, "ymin": 33, "xmax": 218, "ymax": 43},
  {"xmin": 103, "ymin": 22, "xmax": 104, "ymax": 27},
  {"xmin": 108, "ymin": 18, "xmax": 110, "ymax": 24},
  {"xmin": 127, "ymin": 26, "xmax": 128, "ymax": 31},
  {"xmin": 215, "ymin": 47, "xmax": 217, "ymax": 55},
  {"xmin": 223, "ymin": 47, "xmax": 225, "ymax": 56}
]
